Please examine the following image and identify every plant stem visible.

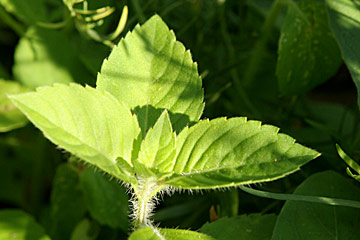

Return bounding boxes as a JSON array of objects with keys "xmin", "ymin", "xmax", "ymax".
[
  {"xmin": 242, "ymin": 0, "xmax": 284, "ymax": 87},
  {"xmin": 132, "ymin": 177, "xmax": 164, "ymax": 229},
  {"xmin": 0, "ymin": 5, "xmax": 26, "ymax": 36},
  {"xmin": 239, "ymin": 186, "xmax": 360, "ymax": 208}
]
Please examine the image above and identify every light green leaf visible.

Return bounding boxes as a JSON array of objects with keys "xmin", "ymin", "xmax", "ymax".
[
  {"xmin": 9, "ymin": 83, "xmax": 140, "ymax": 184},
  {"xmin": 164, "ymin": 118, "xmax": 319, "ymax": 189},
  {"xmin": 97, "ymin": 15, "xmax": 204, "ymax": 134},
  {"xmin": 129, "ymin": 227, "xmax": 214, "ymax": 240},
  {"xmin": 326, "ymin": 0, "xmax": 360, "ymax": 109},
  {"xmin": 47, "ymin": 164, "xmax": 86, "ymax": 240},
  {"xmin": 277, "ymin": 0, "xmax": 342, "ymax": 95},
  {"xmin": 0, "ymin": 79, "xmax": 28, "ymax": 132},
  {"xmin": 0, "ymin": 210, "xmax": 51, "ymax": 240},
  {"xmin": 134, "ymin": 110, "xmax": 176, "ymax": 178},
  {"xmin": 13, "ymin": 27, "xmax": 93, "ymax": 89},
  {"xmin": 79, "ymin": 168, "xmax": 129, "ymax": 231},
  {"xmin": 272, "ymin": 171, "xmax": 360, "ymax": 240},
  {"xmin": 199, "ymin": 214, "xmax": 277, "ymax": 240}
]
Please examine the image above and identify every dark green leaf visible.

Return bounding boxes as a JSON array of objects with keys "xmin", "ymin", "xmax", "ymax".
[
  {"xmin": 0, "ymin": 0, "xmax": 48, "ymax": 23},
  {"xmin": 80, "ymin": 168, "xmax": 129, "ymax": 232},
  {"xmin": 47, "ymin": 164, "xmax": 87, "ymax": 240},
  {"xmin": 277, "ymin": 0, "xmax": 342, "ymax": 95},
  {"xmin": 326, "ymin": 0, "xmax": 360, "ymax": 109},
  {"xmin": 272, "ymin": 171, "xmax": 360, "ymax": 240},
  {"xmin": 199, "ymin": 214, "xmax": 277, "ymax": 240}
]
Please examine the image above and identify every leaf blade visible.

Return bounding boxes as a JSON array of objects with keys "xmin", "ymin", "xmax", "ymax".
[
  {"xmin": 10, "ymin": 83, "xmax": 140, "ymax": 184},
  {"xmin": 80, "ymin": 168, "xmax": 130, "ymax": 231},
  {"xmin": 326, "ymin": 0, "xmax": 360, "ymax": 109},
  {"xmin": 277, "ymin": 1, "xmax": 342, "ymax": 95},
  {"xmin": 97, "ymin": 15, "xmax": 204, "ymax": 133},
  {"xmin": 0, "ymin": 210, "xmax": 51, "ymax": 240},
  {"xmin": 199, "ymin": 214, "xmax": 277, "ymax": 240},
  {"xmin": 134, "ymin": 110, "xmax": 176, "ymax": 177},
  {"xmin": 164, "ymin": 118, "xmax": 319, "ymax": 189},
  {"xmin": 272, "ymin": 171, "xmax": 360, "ymax": 240},
  {"xmin": 0, "ymin": 79, "xmax": 28, "ymax": 132},
  {"xmin": 129, "ymin": 227, "xmax": 214, "ymax": 240}
]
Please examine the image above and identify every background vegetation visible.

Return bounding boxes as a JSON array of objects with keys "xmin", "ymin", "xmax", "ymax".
[{"xmin": 1, "ymin": 0, "xmax": 360, "ymax": 239}]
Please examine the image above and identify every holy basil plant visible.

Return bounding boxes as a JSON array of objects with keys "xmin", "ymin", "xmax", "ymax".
[{"xmin": 9, "ymin": 15, "xmax": 319, "ymax": 239}]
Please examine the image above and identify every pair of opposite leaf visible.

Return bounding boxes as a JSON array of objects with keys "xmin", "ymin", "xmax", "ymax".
[{"xmin": 9, "ymin": 15, "xmax": 319, "ymax": 191}]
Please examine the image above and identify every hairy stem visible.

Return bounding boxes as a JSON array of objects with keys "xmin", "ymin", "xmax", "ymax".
[{"xmin": 132, "ymin": 177, "xmax": 164, "ymax": 230}]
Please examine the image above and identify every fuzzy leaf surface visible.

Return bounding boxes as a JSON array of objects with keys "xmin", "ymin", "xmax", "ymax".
[
  {"xmin": 326, "ymin": 0, "xmax": 360, "ymax": 109},
  {"xmin": 0, "ymin": 210, "xmax": 51, "ymax": 240},
  {"xmin": 97, "ymin": 15, "xmax": 204, "ymax": 134},
  {"xmin": 129, "ymin": 227, "xmax": 214, "ymax": 240},
  {"xmin": 0, "ymin": 79, "xmax": 28, "ymax": 132},
  {"xmin": 164, "ymin": 118, "xmax": 319, "ymax": 189},
  {"xmin": 9, "ymin": 83, "xmax": 140, "ymax": 184},
  {"xmin": 277, "ymin": 0, "xmax": 341, "ymax": 95},
  {"xmin": 134, "ymin": 110, "xmax": 176, "ymax": 177}
]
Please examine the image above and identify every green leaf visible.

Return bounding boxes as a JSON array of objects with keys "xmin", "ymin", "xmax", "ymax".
[
  {"xmin": 199, "ymin": 214, "xmax": 277, "ymax": 240},
  {"xmin": 326, "ymin": 0, "xmax": 360, "ymax": 109},
  {"xmin": 134, "ymin": 110, "xmax": 176, "ymax": 178},
  {"xmin": 129, "ymin": 227, "xmax": 214, "ymax": 240},
  {"xmin": 0, "ymin": 0, "xmax": 48, "ymax": 24},
  {"xmin": 277, "ymin": 0, "xmax": 342, "ymax": 95},
  {"xmin": 9, "ymin": 83, "xmax": 140, "ymax": 184},
  {"xmin": 70, "ymin": 219, "xmax": 97, "ymax": 240},
  {"xmin": 272, "ymin": 171, "xmax": 360, "ymax": 240},
  {"xmin": 0, "ymin": 210, "xmax": 51, "ymax": 240},
  {"xmin": 164, "ymin": 118, "xmax": 319, "ymax": 189},
  {"xmin": 0, "ymin": 79, "xmax": 28, "ymax": 132},
  {"xmin": 79, "ymin": 168, "xmax": 129, "ymax": 231},
  {"xmin": 75, "ymin": 36, "xmax": 110, "ymax": 76},
  {"xmin": 97, "ymin": 15, "xmax": 204, "ymax": 134},
  {"xmin": 47, "ymin": 164, "xmax": 87, "ymax": 240},
  {"xmin": 215, "ymin": 189, "xmax": 239, "ymax": 217},
  {"xmin": 13, "ymin": 27, "xmax": 93, "ymax": 89},
  {"xmin": 70, "ymin": 219, "xmax": 99, "ymax": 240}
]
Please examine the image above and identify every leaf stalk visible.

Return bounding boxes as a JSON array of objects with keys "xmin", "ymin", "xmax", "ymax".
[{"xmin": 131, "ymin": 177, "xmax": 164, "ymax": 230}]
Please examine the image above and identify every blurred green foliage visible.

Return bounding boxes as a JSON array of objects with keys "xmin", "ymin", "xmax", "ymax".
[{"xmin": 1, "ymin": 0, "xmax": 360, "ymax": 239}]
